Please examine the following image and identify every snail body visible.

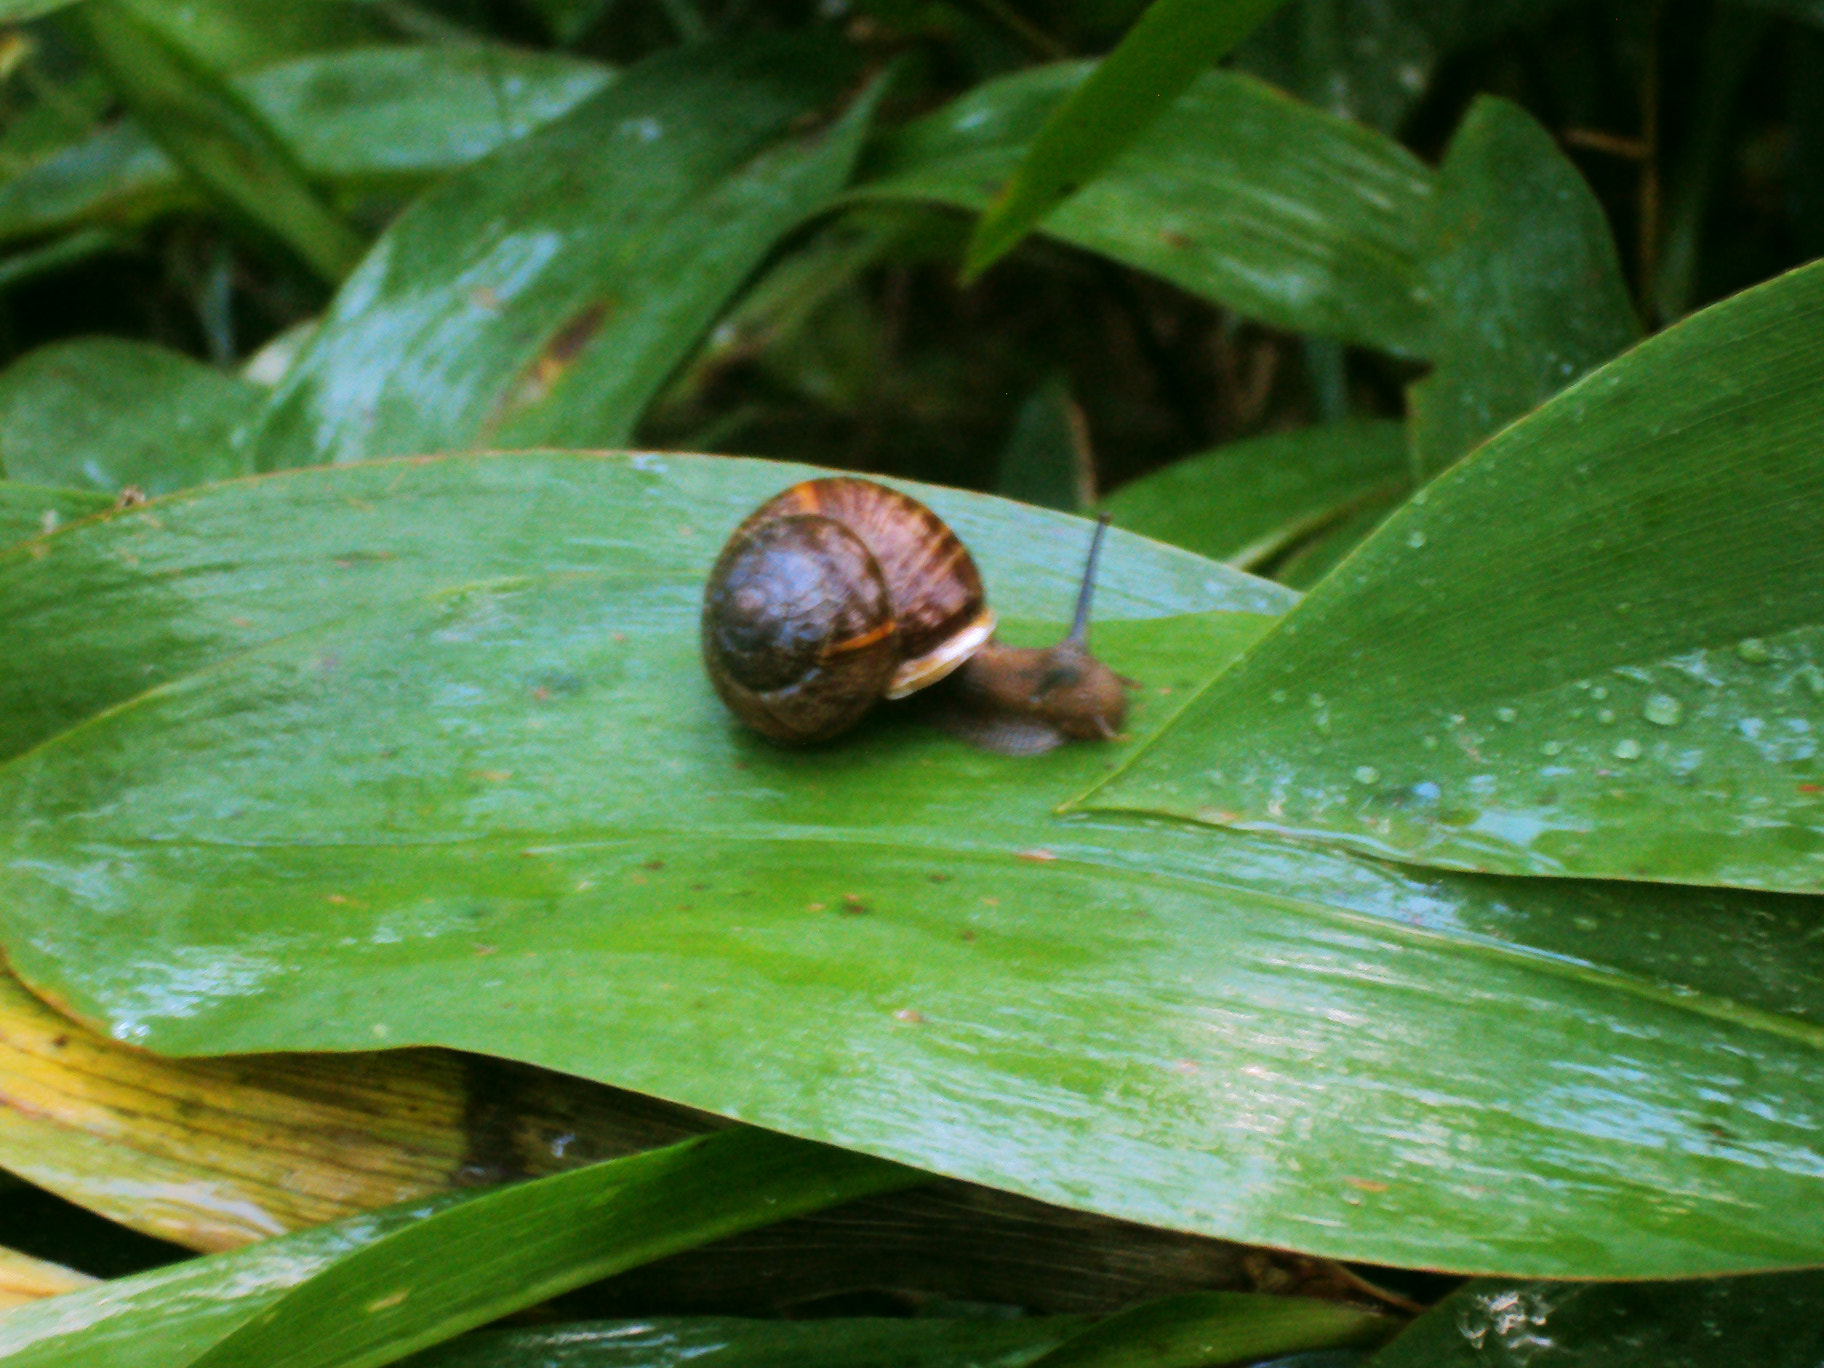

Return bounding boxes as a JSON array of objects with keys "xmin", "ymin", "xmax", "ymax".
[{"xmin": 701, "ymin": 476, "xmax": 1128, "ymax": 753}]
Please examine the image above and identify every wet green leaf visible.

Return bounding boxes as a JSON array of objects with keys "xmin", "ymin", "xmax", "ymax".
[
  {"xmin": 242, "ymin": 36, "xmax": 862, "ymax": 470},
  {"xmin": 0, "ymin": 484, "xmax": 111, "ymax": 550},
  {"xmin": 0, "ymin": 340, "xmax": 258, "ymax": 494},
  {"xmin": 1104, "ymin": 420, "xmax": 1407, "ymax": 569},
  {"xmin": 1025, "ymin": 1292, "xmax": 1392, "ymax": 1367},
  {"xmin": 65, "ymin": 0, "xmax": 365, "ymax": 282},
  {"xmin": 0, "ymin": 453, "xmax": 1820, "ymax": 1278},
  {"xmin": 0, "ymin": 1128, "xmax": 913, "ymax": 1368},
  {"xmin": 854, "ymin": 65, "xmax": 1435, "ymax": 356},
  {"xmin": 1407, "ymin": 97, "xmax": 1640, "ymax": 481},
  {"xmin": 402, "ymin": 1315, "xmax": 1081, "ymax": 1368},
  {"xmin": 0, "ymin": 47, "xmax": 615, "ymax": 248},
  {"xmin": 1367, "ymin": 1272, "xmax": 1824, "ymax": 1368},
  {"xmin": 963, "ymin": 0, "xmax": 1291, "ymax": 277},
  {"xmin": 1083, "ymin": 260, "xmax": 1824, "ymax": 893}
]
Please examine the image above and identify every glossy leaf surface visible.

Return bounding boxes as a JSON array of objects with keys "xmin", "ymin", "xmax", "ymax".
[
  {"xmin": 65, "ymin": 0, "xmax": 364, "ymax": 282},
  {"xmin": 242, "ymin": 37, "xmax": 861, "ymax": 470},
  {"xmin": 1406, "ymin": 97, "xmax": 1640, "ymax": 480},
  {"xmin": 1368, "ymin": 1272, "xmax": 1824, "ymax": 1368},
  {"xmin": 854, "ymin": 66, "xmax": 1435, "ymax": 356},
  {"xmin": 1025, "ymin": 1292, "xmax": 1391, "ymax": 1367},
  {"xmin": 0, "ymin": 453, "xmax": 1820, "ymax": 1278},
  {"xmin": 964, "ymin": 0, "xmax": 1290, "ymax": 276},
  {"xmin": 1086, "ymin": 260, "xmax": 1824, "ymax": 893},
  {"xmin": 1104, "ymin": 420, "xmax": 1407, "ymax": 569},
  {"xmin": 0, "ymin": 340, "xmax": 257, "ymax": 494},
  {"xmin": 0, "ymin": 1129, "xmax": 912, "ymax": 1368},
  {"xmin": 0, "ymin": 47, "xmax": 615, "ymax": 247},
  {"xmin": 402, "ymin": 1316, "xmax": 1079, "ymax": 1368}
]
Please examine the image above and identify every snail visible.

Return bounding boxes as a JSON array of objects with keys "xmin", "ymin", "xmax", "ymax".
[{"xmin": 700, "ymin": 477, "xmax": 1131, "ymax": 754}]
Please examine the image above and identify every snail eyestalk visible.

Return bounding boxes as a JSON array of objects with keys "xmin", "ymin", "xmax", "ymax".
[{"xmin": 1068, "ymin": 512, "xmax": 1111, "ymax": 646}]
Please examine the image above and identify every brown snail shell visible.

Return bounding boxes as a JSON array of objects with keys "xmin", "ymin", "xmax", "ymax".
[{"xmin": 701, "ymin": 476, "xmax": 1129, "ymax": 753}]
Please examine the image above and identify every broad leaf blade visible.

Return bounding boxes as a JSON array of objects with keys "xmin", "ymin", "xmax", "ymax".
[
  {"xmin": 1368, "ymin": 1272, "xmax": 1824, "ymax": 1368},
  {"xmin": 0, "ymin": 340, "xmax": 258, "ymax": 494},
  {"xmin": 0, "ymin": 484, "xmax": 111, "ymax": 550},
  {"xmin": 0, "ymin": 454, "xmax": 1819, "ymax": 1278},
  {"xmin": 0, "ymin": 1129, "xmax": 913, "ymax": 1368},
  {"xmin": 242, "ymin": 37, "xmax": 858, "ymax": 470},
  {"xmin": 0, "ymin": 46, "xmax": 615, "ymax": 248},
  {"xmin": 1025, "ymin": 1292, "xmax": 1391, "ymax": 1367},
  {"xmin": 1407, "ymin": 97, "xmax": 1640, "ymax": 481},
  {"xmin": 854, "ymin": 66, "xmax": 1436, "ymax": 356},
  {"xmin": 1104, "ymin": 420, "xmax": 1407, "ymax": 569},
  {"xmin": 65, "ymin": 0, "xmax": 365, "ymax": 282},
  {"xmin": 1083, "ymin": 260, "xmax": 1824, "ymax": 893},
  {"xmin": 964, "ymin": 0, "xmax": 1292, "ymax": 277}
]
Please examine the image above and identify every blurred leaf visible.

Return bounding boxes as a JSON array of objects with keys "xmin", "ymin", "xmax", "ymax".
[
  {"xmin": 1367, "ymin": 1272, "xmax": 1824, "ymax": 1368},
  {"xmin": 1270, "ymin": 491, "xmax": 1403, "ymax": 589},
  {"xmin": 0, "ymin": 1248, "xmax": 94, "ymax": 1310},
  {"xmin": 0, "ymin": 1129, "xmax": 914, "ymax": 1367},
  {"xmin": 0, "ymin": 0, "xmax": 80, "ymax": 18},
  {"xmin": 0, "ymin": 229, "xmax": 123, "ymax": 292},
  {"xmin": 0, "ymin": 483, "xmax": 111, "ymax": 549},
  {"xmin": 0, "ymin": 453, "xmax": 1821, "ymax": 1277},
  {"xmin": 1025, "ymin": 1292, "xmax": 1392, "ymax": 1368},
  {"xmin": 996, "ymin": 375, "xmax": 1092, "ymax": 511},
  {"xmin": 64, "ymin": 0, "xmax": 365, "ymax": 282},
  {"xmin": 963, "ymin": 0, "xmax": 1291, "ymax": 277},
  {"xmin": 1234, "ymin": 0, "xmax": 1582, "ymax": 131},
  {"xmin": 854, "ymin": 65, "xmax": 1436, "ymax": 356},
  {"xmin": 111, "ymin": 0, "xmax": 378, "ymax": 70},
  {"xmin": 1406, "ymin": 97, "xmax": 1640, "ymax": 481},
  {"xmin": 1083, "ymin": 260, "xmax": 1824, "ymax": 892},
  {"xmin": 0, "ymin": 47, "xmax": 617, "ymax": 248},
  {"xmin": 402, "ymin": 1315, "xmax": 1082, "ymax": 1368},
  {"xmin": 0, "ymin": 339, "xmax": 257, "ymax": 494},
  {"xmin": 242, "ymin": 36, "xmax": 864, "ymax": 470},
  {"xmin": 1104, "ymin": 420, "xmax": 1407, "ymax": 569}
]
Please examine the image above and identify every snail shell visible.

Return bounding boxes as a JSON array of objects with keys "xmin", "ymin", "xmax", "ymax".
[
  {"xmin": 701, "ymin": 478, "xmax": 995, "ymax": 743},
  {"xmin": 701, "ymin": 476, "xmax": 1131, "ymax": 752}
]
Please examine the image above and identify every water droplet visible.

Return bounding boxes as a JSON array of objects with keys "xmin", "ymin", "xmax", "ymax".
[
  {"xmin": 1573, "ymin": 914, "xmax": 1599, "ymax": 931},
  {"xmin": 1597, "ymin": 708, "xmax": 1616, "ymax": 725},
  {"xmin": 1801, "ymin": 664, "xmax": 1824, "ymax": 698},
  {"xmin": 1591, "ymin": 685, "xmax": 1609, "ymax": 701},
  {"xmin": 1269, "ymin": 688, "xmax": 1288, "ymax": 704},
  {"xmin": 1405, "ymin": 529, "xmax": 1427, "ymax": 549},
  {"xmin": 1643, "ymin": 693, "xmax": 1683, "ymax": 727},
  {"xmin": 1736, "ymin": 638, "xmax": 1771, "ymax": 664},
  {"xmin": 1420, "ymin": 734, "xmax": 1439, "ymax": 750},
  {"xmin": 1354, "ymin": 765, "xmax": 1380, "ymax": 785},
  {"xmin": 1542, "ymin": 740, "xmax": 1564, "ymax": 756},
  {"xmin": 1613, "ymin": 738, "xmax": 1643, "ymax": 761},
  {"xmin": 1495, "ymin": 706, "xmax": 1518, "ymax": 724},
  {"xmin": 1308, "ymin": 692, "xmax": 1326, "ymax": 709},
  {"xmin": 1411, "ymin": 780, "xmax": 1441, "ymax": 802}
]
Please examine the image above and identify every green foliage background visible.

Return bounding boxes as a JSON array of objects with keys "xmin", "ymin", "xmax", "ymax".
[{"xmin": 0, "ymin": 0, "xmax": 1819, "ymax": 1364}]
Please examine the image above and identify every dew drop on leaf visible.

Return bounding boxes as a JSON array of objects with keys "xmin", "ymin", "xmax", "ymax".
[{"xmin": 1643, "ymin": 693, "xmax": 1683, "ymax": 727}]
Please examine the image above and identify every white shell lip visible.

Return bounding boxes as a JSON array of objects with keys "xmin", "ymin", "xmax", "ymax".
[{"xmin": 883, "ymin": 610, "xmax": 995, "ymax": 699}]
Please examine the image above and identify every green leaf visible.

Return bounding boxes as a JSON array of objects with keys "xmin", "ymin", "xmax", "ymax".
[
  {"xmin": 963, "ymin": 0, "xmax": 1293, "ymax": 278},
  {"xmin": 64, "ymin": 0, "xmax": 365, "ymax": 282},
  {"xmin": 1406, "ymin": 97, "xmax": 1640, "ymax": 481},
  {"xmin": 1082, "ymin": 260, "xmax": 1824, "ymax": 893},
  {"xmin": 0, "ymin": 340, "xmax": 258, "ymax": 494},
  {"xmin": 0, "ymin": 0, "xmax": 80, "ymax": 18},
  {"xmin": 1025, "ymin": 1292, "xmax": 1392, "ymax": 1367},
  {"xmin": 0, "ymin": 484, "xmax": 112, "ymax": 551},
  {"xmin": 0, "ymin": 46, "xmax": 616, "ymax": 248},
  {"xmin": 241, "ymin": 36, "xmax": 863, "ymax": 470},
  {"xmin": 0, "ymin": 1128, "xmax": 913, "ymax": 1368},
  {"xmin": 1104, "ymin": 420, "xmax": 1408, "ymax": 569},
  {"xmin": 0, "ymin": 453, "xmax": 1821, "ymax": 1279},
  {"xmin": 996, "ymin": 375, "xmax": 1091, "ymax": 512},
  {"xmin": 854, "ymin": 65, "xmax": 1436, "ymax": 356},
  {"xmin": 401, "ymin": 1315, "xmax": 1083, "ymax": 1368},
  {"xmin": 1367, "ymin": 1272, "xmax": 1824, "ymax": 1368}
]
